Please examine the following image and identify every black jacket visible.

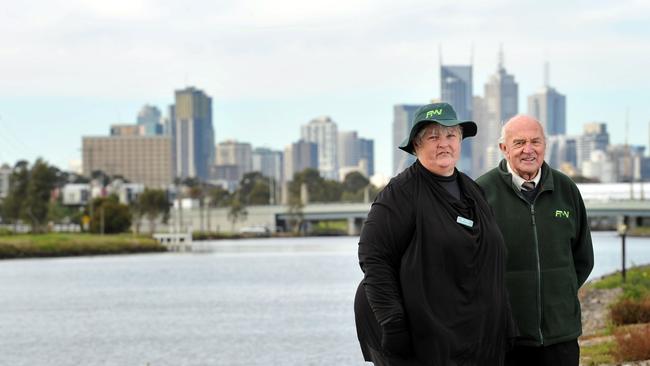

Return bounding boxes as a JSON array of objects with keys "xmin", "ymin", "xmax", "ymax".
[{"xmin": 355, "ymin": 161, "xmax": 514, "ymax": 365}]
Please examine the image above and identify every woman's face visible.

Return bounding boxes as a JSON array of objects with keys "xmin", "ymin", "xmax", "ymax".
[{"xmin": 413, "ymin": 124, "xmax": 461, "ymax": 176}]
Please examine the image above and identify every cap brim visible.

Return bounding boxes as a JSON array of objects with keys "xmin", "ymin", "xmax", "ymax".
[{"xmin": 398, "ymin": 120, "xmax": 477, "ymax": 155}]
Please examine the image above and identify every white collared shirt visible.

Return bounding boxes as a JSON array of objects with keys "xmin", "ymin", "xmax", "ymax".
[{"xmin": 506, "ymin": 162, "xmax": 541, "ymax": 191}]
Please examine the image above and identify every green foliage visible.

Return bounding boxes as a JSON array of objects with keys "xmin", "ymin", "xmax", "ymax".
[
  {"xmin": 47, "ymin": 201, "xmax": 82, "ymax": 225},
  {"xmin": 207, "ymin": 186, "xmax": 231, "ymax": 207},
  {"xmin": 227, "ymin": 195, "xmax": 248, "ymax": 232},
  {"xmin": 22, "ymin": 159, "xmax": 57, "ymax": 232},
  {"xmin": 580, "ymin": 340, "xmax": 615, "ymax": 366},
  {"xmin": 88, "ymin": 196, "xmax": 132, "ymax": 234},
  {"xmin": 2, "ymin": 160, "xmax": 30, "ymax": 225},
  {"xmin": 311, "ymin": 220, "xmax": 347, "ymax": 236},
  {"xmin": 137, "ymin": 188, "xmax": 170, "ymax": 234},
  {"xmin": 289, "ymin": 168, "xmax": 342, "ymax": 203},
  {"xmin": 592, "ymin": 265, "xmax": 650, "ymax": 300},
  {"xmin": 239, "ymin": 172, "xmax": 271, "ymax": 205},
  {"xmin": 0, "ymin": 233, "xmax": 164, "ymax": 259},
  {"xmin": 343, "ymin": 172, "xmax": 369, "ymax": 192}
]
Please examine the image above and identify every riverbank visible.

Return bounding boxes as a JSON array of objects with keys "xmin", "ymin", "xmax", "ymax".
[
  {"xmin": 580, "ymin": 265, "xmax": 650, "ymax": 365},
  {"xmin": 0, "ymin": 233, "xmax": 166, "ymax": 259},
  {"xmin": 630, "ymin": 227, "xmax": 650, "ymax": 237}
]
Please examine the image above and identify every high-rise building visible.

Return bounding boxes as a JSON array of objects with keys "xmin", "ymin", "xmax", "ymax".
[
  {"xmin": 338, "ymin": 131, "xmax": 360, "ymax": 169},
  {"xmin": 337, "ymin": 131, "xmax": 374, "ymax": 179},
  {"xmin": 474, "ymin": 49, "xmax": 519, "ymax": 176},
  {"xmin": 137, "ymin": 104, "xmax": 163, "ymax": 136},
  {"xmin": 441, "ymin": 64, "xmax": 473, "ymax": 175},
  {"xmin": 173, "ymin": 86, "xmax": 215, "ymax": 181},
  {"xmin": 252, "ymin": 147, "xmax": 284, "ymax": 204},
  {"xmin": 301, "ymin": 116, "xmax": 338, "ymax": 180},
  {"xmin": 215, "ymin": 140, "xmax": 253, "ymax": 181},
  {"xmin": 359, "ymin": 138, "xmax": 375, "ymax": 177},
  {"xmin": 284, "ymin": 140, "xmax": 318, "ymax": 182},
  {"xmin": 576, "ymin": 122, "xmax": 609, "ymax": 170},
  {"xmin": 546, "ymin": 135, "xmax": 577, "ymax": 170},
  {"xmin": 82, "ymin": 136, "xmax": 173, "ymax": 187},
  {"xmin": 527, "ymin": 63, "xmax": 566, "ymax": 135},
  {"xmin": 393, "ymin": 104, "xmax": 423, "ymax": 176},
  {"xmin": 110, "ymin": 124, "xmax": 144, "ymax": 136},
  {"xmin": 252, "ymin": 147, "xmax": 284, "ymax": 183}
]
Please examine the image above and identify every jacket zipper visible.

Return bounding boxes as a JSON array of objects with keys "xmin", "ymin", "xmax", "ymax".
[{"xmin": 530, "ymin": 204, "xmax": 544, "ymax": 345}]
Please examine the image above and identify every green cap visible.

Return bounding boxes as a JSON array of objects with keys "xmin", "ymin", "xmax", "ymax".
[{"xmin": 398, "ymin": 102, "xmax": 477, "ymax": 155}]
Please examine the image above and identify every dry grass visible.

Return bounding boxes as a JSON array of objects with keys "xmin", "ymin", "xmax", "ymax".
[
  {"xmin": 614, "ymin": 323, "xmax": 650, "ymax": 362},
  {"xmin": 611, "ymin": 297, "xmax": 650, "ymax": 325}
]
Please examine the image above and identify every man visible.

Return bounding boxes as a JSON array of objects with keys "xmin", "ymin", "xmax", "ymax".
[{"xmin": 476, "ymin": 115, "xmax": 594, "ymax": 366}]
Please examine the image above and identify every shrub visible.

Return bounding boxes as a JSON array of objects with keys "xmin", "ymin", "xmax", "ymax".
[
  {"xmin": 610, "ymin": 297, "xmax": 650, "ymax": 325},
  {"xmin": 614, "ymin": 323, "xmax": 650, "ymax": 362}
]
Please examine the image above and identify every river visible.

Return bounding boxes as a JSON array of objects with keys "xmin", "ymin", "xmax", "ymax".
[{"xmin": 0, "ymin": 231, "xmax": 648, "ymax": 365}]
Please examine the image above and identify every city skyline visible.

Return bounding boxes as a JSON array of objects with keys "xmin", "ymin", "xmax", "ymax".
[{"xmin": 1, "ymin": 0, "xmax": 649, "ymax": 177}]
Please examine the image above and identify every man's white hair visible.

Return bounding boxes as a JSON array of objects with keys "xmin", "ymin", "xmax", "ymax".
[{"xmin": 499, "ymin": 115, "xmax": 547, "ymax": 145}]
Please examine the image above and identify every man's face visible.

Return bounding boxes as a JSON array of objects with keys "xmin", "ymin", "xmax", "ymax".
[{"xmin": 499, "ymin": 116, "xmax": 546, "ymax": 179}]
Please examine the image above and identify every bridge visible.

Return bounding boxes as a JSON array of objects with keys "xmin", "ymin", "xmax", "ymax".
[{"xmin": 166, "ymin": 199, "xmax": 650, "ymax": 236}]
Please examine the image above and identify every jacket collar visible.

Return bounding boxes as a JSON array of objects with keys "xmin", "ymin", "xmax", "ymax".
[{"xmin": 497, "ymin": 159, "xmax": 554, "ymax": 193}]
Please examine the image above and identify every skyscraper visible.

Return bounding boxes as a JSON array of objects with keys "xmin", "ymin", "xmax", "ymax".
[
  {"xmin": 173, "ymin": 87, "xmax": 215, "ymax": 180},
  {"xmin": 393, "ymin": 104, "xmax": 423, "ymax": 176},
  {"xmin": 337, "ymin": 131, "xmax": 374, "ymax": 179},
  {"xmin": 137, "ymin": 104, "xmax": 163, "ymax": 136},
  {"xmin": 528, "ymin": 63, "xmax": 566, "ymax": 135},
  {"xmin": 473, "ymin": 49, "xmax": 519, "ymax": 176},
  {"xmin": 359, "ymin": 138, "xmax": 375, "ymax": 177},
  {"xmin": 301, "ymin": 116, "xmax": 338, "ymax": 180},
  {"xmin": 252, "ymin": 147, "xmax": 284, "ymax": 184},
  {"xmin": 576, "ymin": 122, "xmax": 610, "ymax": 170},
  {"xmin": 338, "ymin": 131, "xmax": 360, "ymax": 169},
  {"xmin": 215, "ymin": 140, "xmax": 253, "ymax": 181},
  {"xmin": 284, "ymin": 140, "xmax": 318, "ymax": 182},
  {"xmin": 441, "ymin": 64, "xmax": 473, "ymax": 175}
]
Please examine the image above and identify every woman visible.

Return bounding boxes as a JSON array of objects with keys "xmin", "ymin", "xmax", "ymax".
[{"xmin": 354, "ymin": 103, "xmax": 514, "ymax": 366}]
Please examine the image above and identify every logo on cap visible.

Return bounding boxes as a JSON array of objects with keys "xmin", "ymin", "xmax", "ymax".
[{"xmin": 426, "ymin": 109, "xmax": 443, "ymax": 118}]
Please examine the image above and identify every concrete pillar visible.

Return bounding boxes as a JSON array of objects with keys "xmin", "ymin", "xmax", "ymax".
[
  {"xmin": 348, "ymin": 217, "xmax": 356, "ymax": 236},
  {"xmin": 300, "ymin": 183, "xmax": 309, "ymax": 204},
  {"xmin": 281, "ymin": 182, "xmax": 289, "ymax": 205}
]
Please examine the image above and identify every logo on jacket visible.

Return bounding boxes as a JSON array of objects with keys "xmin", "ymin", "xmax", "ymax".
[{"xmin": 555, "ymin": 210, "xmax": 570, "ymax": 218}]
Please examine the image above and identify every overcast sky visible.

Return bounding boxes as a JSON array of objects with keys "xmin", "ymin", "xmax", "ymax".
[{"xmin": 1, "ymin": 0, "xmax": 649, "ymax": 177}]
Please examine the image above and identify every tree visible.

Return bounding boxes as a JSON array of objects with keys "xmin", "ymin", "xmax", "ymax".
[
  {"xmin": 2, "ymin": 160, "xmax": 29, "ymax": 228},
  {"xmin": 187, "ymin": 180, "xmax": 207, "ymax": 232},
  {"xmin": 22, "ymin": 159, "xmax": 57, "ymax": 233},
  {"xmin": 239, "ymin": 172, "xmax": 270, "ymax": 205},
  {"xmin": 343, "ymin": 172, "xmax": 370, "ymax": 192},
  {"xmin": 88, "ymin": 196, "xmax": 132, "ymax": 234},
  {"xmin": 207, "ymin": 186, "xmax": 231, "ymax": 208},
  {"xmin": 137, "ymin": 188, "xmax": 170, "ymax": 234},
  {"xmin": 227, "ymin": 194, "xmax": 248, "ymax": 233},
  {"xmin": 288, "ymin": 168, "xmax": 343, "ymax": 204}
]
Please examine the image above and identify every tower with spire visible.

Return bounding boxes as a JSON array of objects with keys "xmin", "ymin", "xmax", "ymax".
[
  {"xmin": 527, "ymin": 61, "xmax": 566, "ymax": 135},
  {"xmin": 472, "ymin": 46, "xmax": 519, "ymax": 176}
]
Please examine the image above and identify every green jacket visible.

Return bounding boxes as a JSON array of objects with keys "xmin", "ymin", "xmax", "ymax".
[{"xmin": 476, "ymin": 160, "xmax": 594, "ymax": 346}]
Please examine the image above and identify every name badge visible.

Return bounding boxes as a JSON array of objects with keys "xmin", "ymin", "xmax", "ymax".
[{"xmin": 456, "ymin": 216, "xmax": 474, "ymax": 228}]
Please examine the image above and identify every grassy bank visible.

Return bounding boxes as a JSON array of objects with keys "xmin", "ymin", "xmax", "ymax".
[
  {"xmin": 581, "ymin": 265, "xmax": 650, "ymax": 365},
  {"xmin": 0, "ymin": 233, "xmax": 166, "ymax": 259},
  {"xmin": 630, "ymin": 227, "xmax": 650, "ymax": 237}
]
